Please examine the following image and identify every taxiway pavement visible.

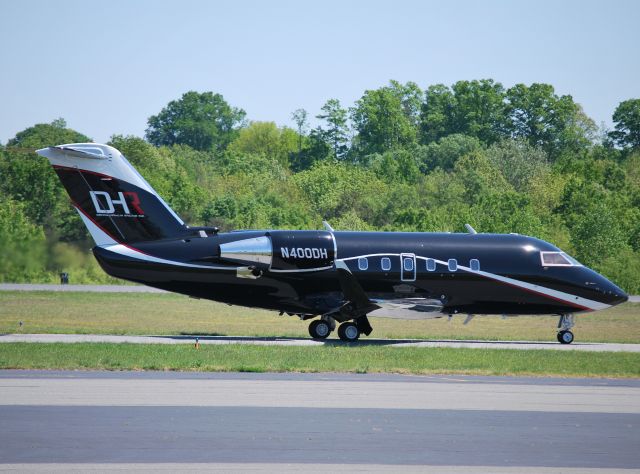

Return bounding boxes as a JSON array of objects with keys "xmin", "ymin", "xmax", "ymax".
[
  {"xmin": 2, "ymin": 333, "xmax": 640, "ymax": 352},
  {"xmin": 0, "ymin": 371, "xmax": 638, "ymax": 472}
]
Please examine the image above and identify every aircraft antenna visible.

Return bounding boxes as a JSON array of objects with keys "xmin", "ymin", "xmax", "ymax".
[{"xmin": 464, "ymin": 224, "xmax": 477, "ymax": 234}]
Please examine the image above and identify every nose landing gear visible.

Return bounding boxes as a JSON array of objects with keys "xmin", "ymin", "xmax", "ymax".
[{"xmin": 557, "ymin": 314, "xmax": 575, "ymax": 344}]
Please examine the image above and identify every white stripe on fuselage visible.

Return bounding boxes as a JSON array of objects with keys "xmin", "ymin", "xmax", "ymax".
[{"xmin": 337, "ymin": 253, "xmax": 609, "ymax": 312}]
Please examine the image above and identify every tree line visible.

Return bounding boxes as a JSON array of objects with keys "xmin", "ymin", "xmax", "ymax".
[{"xmin": 1, "ymin": 80, "xmax": 639, "ymax": 292}]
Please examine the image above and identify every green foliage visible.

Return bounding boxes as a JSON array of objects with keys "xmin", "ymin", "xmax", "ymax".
[
  {"xmin": 351, "ymin": 81, "xmax": 418, "ymax": 155},
  {"xmin": 1, "ymin": 85, "xmax": 638, "ymax": 292},
  {"xmin": 6, "ymin": 118, "xmax": 90, "ymax": 149},
  {"xmin": 506, "ymin": 83, "xmax": 591, "ymax": 158},
  {"xmin": 485, "ymin": 139, "xmax": 549, "ymax": 192},
  {"xmin": 145, "ymin": 91, "xmax": 246, "ymax": 151},
  {"xmin": 0, "ymin": 197, "xmax": 47, "ymax": 281},
  {"xmin": 570, "ymin": 200, "xmax": 629, "ymax": 269},
  {"xmin": 609, "ymin": 98, "xmax": 640, "ymax": 150},
  {"xmin": 418, "ymin": 133, "xmax": 483, "ymax": 172},
  {"xmin": 227, "ymin": 121, "xmax": 298, "ymax": 167},
  {"xmin": 421, "ymin": 79, "xmax": 508, "ymax": 145},
  {"xmin": 315, "ymin": 99, "xmax": 350, "ymax": 159},
  {"xmin": 292, "ymin": 161, "xmax": 387, "ymax": 221},
  {"xmin": 1, "ymin": 119, "xmax": 91, "ymax": 226}
]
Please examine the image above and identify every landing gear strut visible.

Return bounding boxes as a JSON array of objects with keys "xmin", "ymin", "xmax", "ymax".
[{"xmin": 557, "ymin": 314, "xmax": 575, "ymax": 344}]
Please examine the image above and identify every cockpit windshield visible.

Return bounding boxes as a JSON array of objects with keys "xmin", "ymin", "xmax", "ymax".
[{"xmin": 540, "ymin": 251, "xmax": 582, "ymax": 267}]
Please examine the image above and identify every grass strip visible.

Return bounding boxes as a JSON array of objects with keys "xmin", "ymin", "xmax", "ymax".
[
  {"xmin": 0, "ymin": 343, "xmax": 638, "ymax": 378},
  {"xmin": 2, "ymin": 291, "xmax": 639, "ymax": 343}
]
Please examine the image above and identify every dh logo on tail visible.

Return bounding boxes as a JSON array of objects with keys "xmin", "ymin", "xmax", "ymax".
[{"xmin": 89, "ymin": 191, "xmax": 145, "ymax": 216}]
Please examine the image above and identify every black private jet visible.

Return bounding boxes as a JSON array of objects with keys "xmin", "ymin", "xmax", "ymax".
[{"xmin": 37, "ymin": 143, "xmax": 629, "ymax": 343}]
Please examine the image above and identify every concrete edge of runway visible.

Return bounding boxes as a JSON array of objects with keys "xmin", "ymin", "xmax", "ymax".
[{"xmin": 1, "ymin": 333, "xmax": 640, "ymax": 352}]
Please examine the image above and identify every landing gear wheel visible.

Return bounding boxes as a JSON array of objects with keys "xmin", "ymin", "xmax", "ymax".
[
  {"xmin": 309, "ymin": 319, "xmax": 331, "ymax": 339},
  {"xmin": 557, "ymin": 330, "xmax": 574, "ymax": 344},
  {"xmin": 338, "ymin": 322, "xmax": 360, "ymax": 342}
]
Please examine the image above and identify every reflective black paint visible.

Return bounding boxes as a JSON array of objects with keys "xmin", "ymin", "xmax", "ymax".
[{"xmin": 93, "ymin": 230, "xmax": 628, "ymax": 317}]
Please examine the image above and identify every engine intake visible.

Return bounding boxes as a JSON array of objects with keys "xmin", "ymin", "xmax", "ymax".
[
  {"xmin": 218, "ymin": 231, "xmax": 335, "ymax": 272},
  {"xmin": 219, "ymin": 236, "xmax": 272, "ymax": 267}
]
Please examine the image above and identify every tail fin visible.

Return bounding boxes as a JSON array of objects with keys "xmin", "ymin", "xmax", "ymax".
[{"xmin": 37, "ymin": 143, "xmax": 186, "ymax": 245}]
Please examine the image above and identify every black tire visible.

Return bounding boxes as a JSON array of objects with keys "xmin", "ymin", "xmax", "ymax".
[
  {"xmin": 338, "ymin": 322, "xmax": 360, "ymax": 342},
  {"xmin": 558, "ymin": 330, "xmax": 574, "ymax": 344},
  {"xmin": 309, "ymin": 320, "xmax": 331, "ymax": 339}
]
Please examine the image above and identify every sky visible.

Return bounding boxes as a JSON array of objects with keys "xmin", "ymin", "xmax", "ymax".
[{"xmin": 1, "ymin": 0, "xmax": 639, "ymax": 144}]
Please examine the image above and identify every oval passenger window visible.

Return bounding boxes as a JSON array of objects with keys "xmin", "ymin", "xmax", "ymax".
[{"xmin": 404, "ymin": 258, "xmax": 414, "ymax": 271}]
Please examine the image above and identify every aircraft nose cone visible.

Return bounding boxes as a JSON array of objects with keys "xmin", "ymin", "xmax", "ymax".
[
  {"xmin": 611, "ymin": 289, "xmax": 629, "ymax": 306},
  {"xmin": 603, "ymin": 280, "xmax": 628, "ymax": 306}
]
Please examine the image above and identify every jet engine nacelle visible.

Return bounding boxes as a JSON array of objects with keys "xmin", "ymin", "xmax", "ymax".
[
  {"xmin": 219, "ymin": 230, "xmax": 335, "ymax": 271},
  {"xmin": 269, "ymin": 230, "xmax": 335, "ymax": 271}
]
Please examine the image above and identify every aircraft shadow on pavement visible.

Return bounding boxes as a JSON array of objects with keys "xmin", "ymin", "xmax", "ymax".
[{"xmin": 160, "ymin": 335, "xmax": 567, "ymax": 347}]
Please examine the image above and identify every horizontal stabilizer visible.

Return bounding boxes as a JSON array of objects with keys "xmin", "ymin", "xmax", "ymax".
[{"xmin": 39, "ymin": 144, "xmax": 112, "ymax": 160}]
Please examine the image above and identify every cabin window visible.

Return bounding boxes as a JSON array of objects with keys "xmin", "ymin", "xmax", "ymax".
[
  {"xmin": 381, "ymin": 257, "xmax": 391, "ymax": 271},
  {"xmin": 540, "ymin": 251, "xmax": 580, "ymax": 267},
  {"xmin": 426, "ymin": 258, "xmax": 436, "ymax": 272},
  {"xmin": 403, "ymin": 257, "xmax": 414, "ymax": 272},
  {"xmin": 358, "ymin": 257, "xmax": 368, "ymax": 271},
  {"xmin": 448, "ymin": 258, "xmax": 457, "ymax": 272},
  {"xmin": 470, "ymin": 259, "xmax": 480, "ymax": 271}
]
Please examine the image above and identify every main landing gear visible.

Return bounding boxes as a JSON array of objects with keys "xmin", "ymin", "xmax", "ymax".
[
  {"xmin": 308, "ymin": 319, "xmax": 332, "ymax": 339},
  {"xmin": 337, "ymin": 322, "xmax": 359, "ymax": 342},
  {"xmin": 307, "ymin": 316, "xmax": 372, "ymax": 342},
  {"xmin": 557, "ymin": 313, "xmax": 575, "ymax": 344}
]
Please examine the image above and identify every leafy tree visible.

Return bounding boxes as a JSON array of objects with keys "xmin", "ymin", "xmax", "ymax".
[
  {"xmin": 571, "ymin": 200, "xmax": 629, "ymax": 269},
  {"xmin": 1, "ymin": 119, "xmax": 91, "ymax": 235},
  {"xmin": 292, "ymin": 161, "xmax": 387, "ymax": 220},
  {"xmin": 315, "ymin": 99, "xmax": 350, "ymax": 159},
  {"xmin": 0, "ymin": 197, "xmax": 47, "ymax": 281},
  {"xmin": 291, "ymin": 108, "xmax": 309, "ymax": 154},
  {"xmin": 469, "ymin": 192, "xmax": 546, "ymax": 237},
  {"xmin": 609, "ymin": 99, "xmax": 640, "ymax": 150},
  {"xmin": 145, "ymin": 91, "xmax": 246, "ymax": 152},
  {"xmin": 388, "ymin": 80, "xmax": 423, "ymax": 128},
  {"xmin": 351, "ymin": 83, "xmax": 417, "ymax": 155},
  {"xmin": 506, "ymin": 83, "xmax": 589, "ymax": 158},
  {"xmin": 417, "ymin": 134, "xmax": 483, "ymax": 172},
  {"xmin": 420, "ymin": 84, "xmax": 455, "ymax": 144},
  {"xmin": 290, "ymin": 130, "xmax": 330, "ymax": 172},
  {"xmin": 7, "ymin": 118, "xmax": 90, "ymax": 149},
  {"xmin": 227, "ymin": 121, "xmax": 298, "ymax": 167},
  {"xmin": 367, "ymin": 148, "xmax": 421, "ymax": 184},
  {"xmin": 485, "ymin": 139, "xmax": 549, "ymax": 191},
  {"xmin": 420, "ymin": 80, "xmax": 508, "ymax": 145},
  {"xmin": 452, "ymin": 151, "xmax": 511, "ymax": 205}
]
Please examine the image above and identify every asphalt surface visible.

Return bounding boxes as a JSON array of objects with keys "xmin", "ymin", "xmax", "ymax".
[
  {"xmin": 2, "ymin": 333, "xmax": 639, "ymax": 352},
  {"xmin": 0, "ymin": 371, "xmax": 638, "ymax": 472}
]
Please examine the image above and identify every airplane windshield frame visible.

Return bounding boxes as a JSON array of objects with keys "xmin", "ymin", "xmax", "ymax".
[{"xmin": 540, "ymin": 251, "xmax": 582, "ymax": 267}]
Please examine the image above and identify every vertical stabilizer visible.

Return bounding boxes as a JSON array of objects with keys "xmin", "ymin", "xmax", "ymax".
[{"xmin": 37, "ymin": 143, "xmax": 186, "ymax": 245}]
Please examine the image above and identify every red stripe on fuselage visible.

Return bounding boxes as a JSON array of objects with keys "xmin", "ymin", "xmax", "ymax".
[{"xmin": 476, "ymin": 272, "xmax": 593, "ymax": 312}]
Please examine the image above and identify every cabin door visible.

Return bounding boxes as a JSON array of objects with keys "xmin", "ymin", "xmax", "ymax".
[{"xmin": 400, "ymin": 253, "xmax": 416, "ymax": 281}]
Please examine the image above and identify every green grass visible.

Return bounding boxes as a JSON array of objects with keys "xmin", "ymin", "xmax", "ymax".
[
  {"xmin": 1, "ymin": 291, "xmax": 639, "ymax": 343},
  {"xmin": 0, "ymin": 342, "xmax": 638, "ymax": 377}
]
